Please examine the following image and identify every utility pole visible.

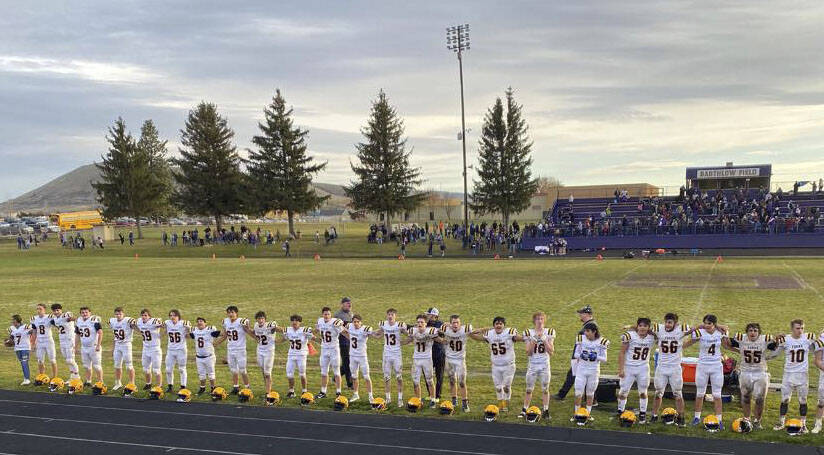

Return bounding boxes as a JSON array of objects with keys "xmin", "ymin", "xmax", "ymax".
[{"xmin": 447, "ymin": 24, "xmax": 470, "ymax": 246}]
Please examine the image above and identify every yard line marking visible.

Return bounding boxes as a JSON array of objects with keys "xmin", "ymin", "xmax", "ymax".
[
  {"xmin": 782, "ymin": 261, "xmax": 824, "ymax": 303},
  {"xmin": 559, "ymin": 262, "xmax": 645, "ymax": 311},
  {"xmin": 0, "ymin": 399, "xmax": 729, "ymax": 455},
  {"xmin": 691, "ymin": 259, "xmax": 718, "ymax": 321}
]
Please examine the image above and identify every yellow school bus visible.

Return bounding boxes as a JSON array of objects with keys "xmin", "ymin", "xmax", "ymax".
[{"xmin": 57, "ymin": 211, "xmax": 103, "ymax": 230}]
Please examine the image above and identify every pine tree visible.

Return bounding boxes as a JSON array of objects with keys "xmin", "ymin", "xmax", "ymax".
[
  {"xmin": 246, "ymin": 89, "xmax": 329, "ymax": 237},
  {"xmin": 135, "ymin": 120, "xmax": 173, "ymax": 225},
  {"xmin": 471, "ymin": 88, "xmax": 538, "ymax": 229},
  {"xmin": 172, "ymin": 102, "xmax": 244, "ymax": 231},
  {"xmin": 345, "ymin": 90, "xmax": 425, "ymax": 225}
]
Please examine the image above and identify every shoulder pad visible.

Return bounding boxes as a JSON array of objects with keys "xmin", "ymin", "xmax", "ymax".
[
  {"xmin": 302, "ymin": 327, "xmax": 313, "ymax": 333},
  {"xmin": 90, "ymin": 316, "xmax": 101, "ymax": 322},
  {"xmin": 429, "ymin": 327, "xmax": 438, "ymax": 335},
  {"xmin": 680, "ymin": 324, "xmax": 689, "ymax": 332},
  {"xmin": 7, "ymin": 327, "xmax": 12, "ymax": 334},
  {"xmin": 806, "ymin": 332, "xmax": 816, "ymax": 340},
  {"xmin": 24, "ymin": 324, "xmax": 31, "ymax": 330},
  {"xmin": 775, "ymin": 335, "xmax": 786, "ymax": 344},
  {"xmin": 164, "ymin": 319, "xmax": 172, "ymax": 325},
  {"xmin": 64, "ymin": 312, "xmax": 74, "ymax": 319},
  {"xmin": 398, "ymin": 322, "xmax": 407, "ymax": 329},
  {"xmin": 153, "ymin": 318, "xmax": 163, "ymax": 325},
  {"xmin": 333, "ymin": 319, "xmax": 343, "ymax": 327},
  {"xmin": 465, "ymin": 324, "xmax": 473, "ymax": 333},
  {"xmin": 601, "ymin": 338, "xmax": 610, "ymax": 346},
  {"xmin": 267, "ymin": 321, "xmax": 277, "ymax": 329},
  {"xmin": 734, "ymin": 333, "xmax": 743, "ymax": 342},
  {"xmin": 364, "ymin": 326, "xmax": 373, "ymax": 332},
  {"xmin": 693, "ymin": 329, "xmax": 702, "ymax": 338},
  {"xmin": 183, "ymin": 320, "xmax": 191, "ymax": 328},
  {"xmin": 621, "ymin": 332, "xmax": 632, "ymax": 342},
  {"xmin": 815, "ymin": 340, "xmax": 824, "ymax": 349},
  {"xmin": 548, "ymin": 328, "xmax": 556, "ymax": 337},
  {"xmin": 576, "ymin": 334, "xmax": 583, "ymax": 343},
  {"xmin": 240, "ymin": 318, "xmax": 249, "ymax": 326},
  {"xmin": 764, "ymin": 334, "xmax": 773, "ymax": 342},
  {"xmin": 522, "ymin": 329, "xmax": 530, "ymax": 337},
  {"xmin": 652, "ymin": 323, "xmax": 660, "ymax": 332},
  {"xmin": 508, "ymin": 328, "xmax": 517, "ymax": 336},
  {"xmin": 29, "ymin": 316, "xmax": 36, "ymax": 323}
]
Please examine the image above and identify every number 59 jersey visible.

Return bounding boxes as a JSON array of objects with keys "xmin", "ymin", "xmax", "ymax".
[
  {"xmin": 653, "ymin": 323, "xmax": 690, "ymax": 368},
  {"xmin": 135, "ymin": 318, "xmax": 163, "ymax": 350},
  {"xmin": 621, "ymin": 330, "xmax": 655, "ymax": 368}
]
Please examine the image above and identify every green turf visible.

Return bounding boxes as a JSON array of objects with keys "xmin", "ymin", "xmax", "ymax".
[{"xmin": 1, "ymin": 229, "xmax": 824, "ymax": 445}]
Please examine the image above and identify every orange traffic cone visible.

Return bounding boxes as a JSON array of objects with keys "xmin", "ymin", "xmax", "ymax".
[
  {"xmin": 240, "ymin": 255, "xmax": 245, "ymax": 261},
  {"xmin": 313, "ymin": 253, "xmax": 320, "ymax": 261},
  {"xmin": 308, "ymin": 342, "xmax": 318, "ymax": 356},
  {"xmin": 596, "ymin": 254, "xmax": 603, "ymax": 261},
  {"xmin": 398, "ymin": 254, "xmax": 405, "ymax": 260},
  {"xmin": 134, "ymin": 253, "xmax": 139, "ymax": 260},
  {"xmin": 715, "ymin": 255, "xmax": 723, "ymax": 263},
  {"xmin": 493, "ymin": 254, "xmax": 500, "ymax": 260},
  {"xmin": 211, "ymin": 253, "xmax": 216, "ymax": 260}
]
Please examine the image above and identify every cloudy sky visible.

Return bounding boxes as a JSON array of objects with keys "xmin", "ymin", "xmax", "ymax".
[{"xmin": 2, "ymin": 1, "xmax": 824, "ymax": 200}]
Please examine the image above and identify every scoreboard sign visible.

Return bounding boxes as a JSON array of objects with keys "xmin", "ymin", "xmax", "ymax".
[{"xmin": 696, "ymin": 167, "xmax": 760, "ymax": 179}]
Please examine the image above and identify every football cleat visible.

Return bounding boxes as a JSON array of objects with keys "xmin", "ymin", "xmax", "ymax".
[
  {"xmin": 316, "ymin": 391, "xmax": 327, "ymax": 399},
  {"xmin": 661, "ymin": 407, "xmax": 678, "ymax": 425},
  {"xmin": 67, "ymin": 378, "xmax": 84, "ymax": 395},
  {"xmin": 732, "ymin": 417, "xmax": 752, "ymax": 433},
  {"xmin": 238, "ymin": 388, "xmax": 254, "ymax": 403},
  {"xmin": 34, "ymin": 373, "xmax": 50, "ymax": 386},
  {"xmin": 691, "ymin": 417, "xmax": 701, "ymax": 426},
  {"xmin": 48, "ymin": 377, "xmax": 65, "ymax": 392},
  {"xmin": 483, "ymin": 404, "xmax": 499, "ymax": 422},
  {"xmin": 371, "ymin": 397, "xmax": 387, "ymax": 411},
  {"xmin": 91, "ymin": 381, "xmax": 107, "ymax": 396},
  {"xmin": 300, "ymin": 391, "xmax": 315, "ymax": 406},
  {"xmin": 439, "ymin": 400, "xmax": 455, "ymax": 416},
  {"xmin": 211, "ymin": 387, "xmax": 227, "ymax": 401},
  {"xmin": 703, "ymin": 415, "xmax": 720, "ymax": 433},
  {"xmin": 177, "ymin": 388, "xmax": 192, "ymax": 403},
  {"xmin": 574, "ymin": 407, "xmax": 590, "ymax": 426},
  {"xmin": 406, "ymin": 397, "xmax": 422, "ymax": 413},
  {"xmin": 785, "ymin": 418, "xmax": 804, "ymax": 436},
  {"xmin": 122, "ymin": 383, "xmax": 137, "ymax": 397},
  {"xmin": 620, "ymin": 410, "xmax": 637, "ymax": 427},
  {"xmin": 265, "ymin": 391, "xmax": 281, "ymax": 406},
  {"xmin": 525, "ymin": 406, "xmax": 541, "ymax": 423},
  {"xmin": 334, "ymin": 395, "xmax": 349, "ymax": 411},
  {"xmin": 149, "ymin": 386, "xmax": 165, "ymax": 400}
]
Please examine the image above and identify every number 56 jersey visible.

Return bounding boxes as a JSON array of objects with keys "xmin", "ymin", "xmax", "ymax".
[{"xmin": 653, "ymin": 323, "xmax": 690, "ymax": 368}]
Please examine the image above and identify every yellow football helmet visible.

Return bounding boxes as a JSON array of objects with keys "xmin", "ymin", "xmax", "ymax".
[
  {"xmin": 48, "ymin": 377, "xmax": 65, "ymax": 392},
  {"xmin": 334, "ymin": 395, "xmax": 349, "ymax": 411},
  {"xmin": 265, "ymin": 391, "xmax": 281, "ymax": 406},
  {"xmin": 785, "ymin": 418, "xmax": 804, "ymax": 436},
  {"xmin": 620, "ymin": 410, "xmax": 637, "ymax": 427},
  {"xmin": 370, "ymin": 397, "xmax": 386, "ymax": 411},
  {"xmin": 211, "ymin": 387, "xmax": 227, "ymax": 401},
  {"xmin": 483, "ymin": 404, "xmax": 500, "ymax": 422},
  {"xmin": 92, "ymin": 381, "xmax": 107, "ymax": 396},
  {"xmin": 122, "ymin": 383, "xmax": 137, "ymax": 397},
  {"xmin": 661, "ymin": 407, "xmax": 678, "ymax": 425},
  {"xmin": 574, "ymin": 407, "xmax": 590, "ymax": 426},
  {"xmin": 525, "ymin": 405, "xmax": 542, "ymax": 423},
  {"xmin": 67, "ymin": 378, "xmax": 84, "ymax": 395},
  {"xmin": 300, "ymin": 391, "xmax": 315, "ymax": 406},
  {"xmin": 34, "ymin": 373, "xmax": 50, "ymax": 386},
  {"xmin": 406, "ymin": 397, "xmax": 422, "ymax": 413},
  {"xmin": 703, "ymin": 415, "xmax": 720, "ymax": 433},
  {"xmin": 731, "ymin": 417, "xmax": 752, "ymax": 433},
  {"xmin": 149, "ymin": 385, "xmax": 164, "ymax": 400},
  {"xmin": 238, "ymin": 388, "xmax": 254, "ymax": 403},
  {"xmin": 439, "ymin": 400, "xmax": 455, "ymax": 416},
  {"xmin": 177, "ymin": 388, "xmax": 192, "ymax": 403}
]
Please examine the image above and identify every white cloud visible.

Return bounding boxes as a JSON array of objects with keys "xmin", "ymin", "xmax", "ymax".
[{"xmin": 0, "ymin": 55, "xmax": 157, "ymax": 84}]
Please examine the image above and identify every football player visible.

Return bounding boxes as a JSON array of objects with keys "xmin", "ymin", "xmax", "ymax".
[
  {"xmin": 470, "ymin": 316, "xmax": 523, "ymax": 412},
  {"xmin": 403, "ymin": 314, "xmax": 441, "ymax": 408},
  {"xmin": 650, "ymin": 313, "xmax": 691, "ymax": 425},
  {"xmin": 7, "ymin": 314, "xmax": 33, "ymax": 385},
  {"xmin": 135, "ymin": 309, "xmax": 164, "ymax": 389},
  {"xmin": 348, "ymin": 314, "xmax": 374, "ymax": 403},
  {"xmin": 571, "ymin": 322, "xmax": 609, "ymax": 420},
  {"xmin": 219, "ymin": 305, "xmax": 250, "ymax": 394},
  {"xmin": 164, "ymin": 309, "xmax": 190, "ymax": 392},
  {"xmin": 726, "ymin": 323, "xmax": 778, "ymax": 430},
  {"xmin": 441, "ymin": 314, "xmax": 474, "ymax": 412},
  {"xmin": 617, "ymin": 317, "xmax": 656, "ymax": 423},
  {"xmin": 190, "ymin": 317, "xmax": 222, "ymax": 394},
  {"xmin": 281, "ymin": 314, "xmax": 314, "ymax": 398},
  {"xmin": 50, "ymin": 303, "xmax": 79, "ymax": 380},
  {"xmin": 247, "ymin": 311, "xmax": 278, "ymax": 394},
  {"xmin": 814, "ymin": 329, "xmax": 824, "ymax": 434},
  {"xmin": 30, "ymin": 303, "xmax": 57, "ymax": 379},
  {"xmin": 75, "ymin": 306, "xmax": 103, "ymax": 386},
  {"xmin": 108, "ymin": 307, "xmax": 136, "ymax": 390},
  {"xmin": 373, "ymin": 308, "xmax": 407, "ymax": 407},
  {"xmin": 520, "ymin": 311, "xmax": 555, "ymax": 420},
  {"xmin": 315, "ymin": 306, "xmax": 347, "ymax": 398},
  {"xmin": 682, "ymin": 314, "xmax": 727, "ymax": 428},
  {"xmin": 773, "ymin": 319, "xmax": 823, "ymax": 433}
]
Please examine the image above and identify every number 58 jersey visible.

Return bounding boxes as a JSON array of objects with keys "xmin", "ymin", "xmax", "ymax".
[
  {"xmin": 621, "ymin": 330, "xmax": 655, "ymax": 368},
  {"xmin": 653, "ymin": 323, "xmax": 690, "ymax": 368}
]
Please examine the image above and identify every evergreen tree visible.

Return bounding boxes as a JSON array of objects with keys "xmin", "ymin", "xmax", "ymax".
[
  {"xmin": 172, "ymin": 102, "xmax": 244, "ymax": 231},
  {"xmin": 471, "ymin": 88, "xmax": 538, "ymax": 229},
  {"xmin": 246, "ymin": 89, "xmax": 329, "ymax": 237},
  {"xmin": 93, "ymin": 117, "xmax": 171, "ymax": 239},
  {"xmin": 345, "ymin": 90, "xmax": 425, "ymax": 225}
]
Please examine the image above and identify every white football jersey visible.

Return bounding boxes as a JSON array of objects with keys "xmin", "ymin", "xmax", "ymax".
[
  {"xmin": 732, "ymin": 333, "xmax": 776, "ymax": 373},
  {"xmin": 442, "ymin": 324, "xmax": 473, "ymax": 360},
  {"xmin": 653, "ymin": 323, "xmax": 690, "ymax": 367},
  {"xmin": 108, "ymin": 317, "xmax": 135, "ymax": 346},
  {"xmin": 30, "ymin": 314, "xmax": 54, "ymax": 344},
  {"xmin": 253, "ymin": 321, "xmax": 277, "ymax": 353},
  {"xmin": 693, "ymin": 329, "xmax": 725, "ymax": 365},
  {"xmin": 410, "ymin": 327, "xmax": 439, "ymax": 360},
  {"xmin": 778, "ymin": 333, "xmax": 823, "ymax": 374},
  {"xmin": 524, "ymin": 327, "xmax": 556, "ymax": 365},
  {"xmin": 285, "ymin": 326, "xmax": 313, "ymax": 357},
  {"xmin": 379, "ymin": 320, "xmax": 407, "ymax": 355},
  {"xmin": 347, "ymin": 324, "xmax": 373, "ymax": 357},
  {"xmin": 484, "ymin": 328, "xmax": 518, "ymax": 366},
  {"xmin": 223, "ymin": 318, "xmax": 249, "ymax": 351},
  {"xmin": 7, "ymin": 324, "xmax": 32, "ymax": 351},
  {"xmin": 621, "ymin": 330, "xmax": 655, "ymax": 368},
  {"xmin": 165, "ymin": 319, "xmax": 190, "ymax": 351},
  {"xmin": 75, "ymin": 315, "xmax": 102, "ymax": 348},
  {"xmin": 190, "ymin": 326, "xmax": 221, "ymax": 357},
  {"xmin": 574, "ymin": 335, "xmax": 609, "ymax": 374},
  {"xmin": 316, "ymin": 317, "xmax": 344, "ymax": 351},
  {"xmin": 51, "ymin": 312, "xmax": 76, "ymax": 345},
  {"xmin": 135, "ymin": 317, "xmax": 163, "ymax": 350}
]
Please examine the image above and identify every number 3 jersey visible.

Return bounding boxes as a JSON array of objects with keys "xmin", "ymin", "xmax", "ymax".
[
  {"xmin": 164, "ymin": 319, "xmax": 190, "ymax": 351},
  {"xmin": 190, "ymin": 326, "xmax": 221, "ymax": 357},
  {"xmin": 443, "ymin": 324, "xmax": 473, "ymax": 361},
  {"xmin": 379, "ymin": 321, "xmax": 407, "ymax": 357},
  {"xmin": 285, "ymin": 326, "xmax": 314, "ymax": 357},
  {"xmin": 108, "ymin": 317, "xmax": 135, "ymax": 346},
  {"xmin": 730, "ymin": 333, "xmax": 777, "ymax": 373},
  {"xmin": 776, "ymin": 333, "xmax": 824, "ymax": 374},
  {"xmin": 347, "ymin": 324, "xmax": 374, "ymax": 358},
  {"xmin": 692, "ymin": 328, "xmax": 726, "ymax": 366},
  {"xmin": 523, "ymin": 327, "xmax": 555, "ymax": 366},
  {"xmin": 135, "ymin": 318, "xmax": 163, "ymax": 350},
  {"xmin": 653, "ymin": 323, "xmax": 690, "ymax": 368},
  {"xmin": 484, "ymin": 328, "xmax": 518, "ymax": 366},
  {"xmin": 621, "ymin": 330, "xmax": 655, "ymax": 368}
]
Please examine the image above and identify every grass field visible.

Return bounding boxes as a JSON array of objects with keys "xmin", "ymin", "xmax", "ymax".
[{"xmin": 2, "ymin": 225, "xmax": 824, "ymax": 445}]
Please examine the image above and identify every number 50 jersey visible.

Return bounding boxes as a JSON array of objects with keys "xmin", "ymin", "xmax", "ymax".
[{"xmin": 653, "ymin": 323, "xmax": 691, "ymax": 368}]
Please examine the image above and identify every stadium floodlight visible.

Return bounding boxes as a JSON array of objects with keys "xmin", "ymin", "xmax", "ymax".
[{"xmin": 446, "ymin": 23, "xmax": 470, "ymax": 245}]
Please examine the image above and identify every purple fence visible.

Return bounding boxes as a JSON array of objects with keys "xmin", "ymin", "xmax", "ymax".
[{"xmin": 521, "ymin": 233, "xmax": 824, "ymax": 250}]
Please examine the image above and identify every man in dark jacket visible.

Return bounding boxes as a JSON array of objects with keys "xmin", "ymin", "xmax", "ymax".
[
  {"xmin": 426, "ymin": 307, "xmax": 445, "ymax": 400},
  {"xmin": 553, "ymin": 305, "xmax": 595, "ymax": 400},
  {"xmin": 335, "ymin": 297, "xmax": 354, "ymax": 388}
]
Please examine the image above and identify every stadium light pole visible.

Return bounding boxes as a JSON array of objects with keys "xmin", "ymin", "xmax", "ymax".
[{"xmin": 447, "ymin": 24, "xmax": 470, "ymax": 245}]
